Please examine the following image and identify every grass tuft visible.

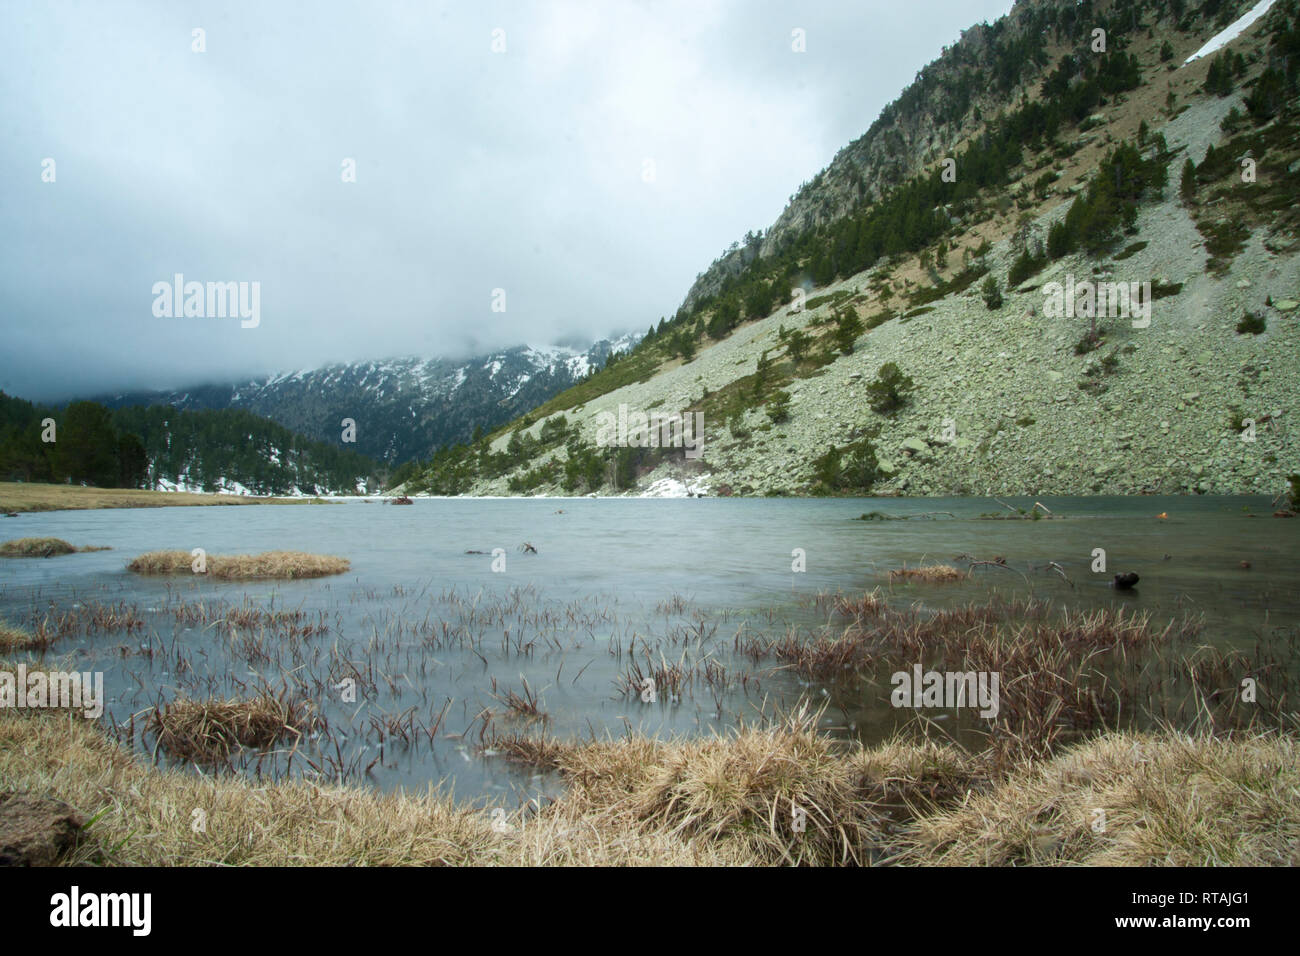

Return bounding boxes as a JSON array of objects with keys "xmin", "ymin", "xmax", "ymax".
[
  {"xmin": 0, "ymin": 537, "xmax": 109, "ymax": 558},
  {"xmin": 146, "ymin": 692, "xmax": 310, "ymax": 764},
  {"xmin": 0, "ymin": 621, "xmax": 48, "ymax": 652},
  {"xmin": 126, "ymin": 550, "xmax": 349, "ymax": 580},
  {"xmin": 889, "ymin": 564, "xmax": 967, "ymax": 583}
]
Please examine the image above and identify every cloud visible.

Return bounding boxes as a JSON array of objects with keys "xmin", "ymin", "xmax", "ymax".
[{"xmin": 0, "ymin": 0, "xmax": 1012, "ymax": 401}]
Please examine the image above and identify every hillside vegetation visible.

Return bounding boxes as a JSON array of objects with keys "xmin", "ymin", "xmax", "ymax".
[
  {"xmin": 405, "ymin": 0, "xmax": 1300, "ymax": 498},
  {"xmin": 0, "ymin": 392, "xmax": 377, "ymax": 496}
]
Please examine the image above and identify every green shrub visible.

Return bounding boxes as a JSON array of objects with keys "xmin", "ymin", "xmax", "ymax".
[
  {"xmin": 866, "ymin": 362, "xmax": 914, "ymax": 415},
  {"xmin": 981, "ymin": 275, "xmax": 1004, "ymax": 310},
  {"xmin": 1236, "ymin": 311, "xmax": 1266, "ymax": 335}
]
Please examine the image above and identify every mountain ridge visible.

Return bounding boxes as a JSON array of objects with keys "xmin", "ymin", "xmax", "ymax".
[{"xmin": 91, "ymin": 336, "xmax": 641, "ymax": 465}]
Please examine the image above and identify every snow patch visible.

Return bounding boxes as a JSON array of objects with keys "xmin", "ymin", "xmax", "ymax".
[
  {"xmin": 1183, "ymin": 0, "xmax": 1276, "ymax": 64},
  {"xmin": 640, "ymin": 475, "xmax": 712, "ymax": 498}
]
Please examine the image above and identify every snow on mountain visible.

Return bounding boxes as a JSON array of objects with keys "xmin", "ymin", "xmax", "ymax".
[
  {"xmin": 1183, "ymin": 0, "xmax": 1277, "ymax": 63},
  {"xmin": 95, "ymin": 335, "xmax": 641, "ymax": 465}
]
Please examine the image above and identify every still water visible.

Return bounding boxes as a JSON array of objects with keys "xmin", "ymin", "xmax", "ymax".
[{"xmin": 1, "ymin": 495, "xmax": 1295, "ymax": 804}]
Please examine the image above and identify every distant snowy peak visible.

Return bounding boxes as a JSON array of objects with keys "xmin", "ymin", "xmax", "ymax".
[{"xmin": 96, "ymin": 333, "xmax": 642, "ymax": 464}]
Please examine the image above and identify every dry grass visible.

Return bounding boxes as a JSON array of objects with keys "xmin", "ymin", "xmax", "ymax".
[
  {"xmin": 536, "ymin": 709, "xmax": 892, "ymax": 865},
  {"xmin": 146, "ymin": 692, "xmax": 310, "ymax": 764},
  {"xmin": 832, "ymin": 588, "xmax": 886, "ymax": 619},
  {"xmin": 0, "ymin": 537, "xmax": 109, "ymax": 558},
  {"xmin": 0, "ymin": 481, "xmax": 333, "ymax": 514},
  {"xmin": 888, "ymin": 564, "xmax": 968, "ymax": 583},
  {"xmin": 126, "ymin": 550, "xmax": 350, "ymax": 580},
  {"xmin": 1, "ymin": 707, "xmax": 1294, "ymax": 866},
  {"xmin": 893, "ymin": 730, "xmax": 1300, "ymax": 866},
  {"xmin": 743, "ymin": 601, "xmax": 1212, "ymax": 764},
  {"xmin": 0, "ymin": 622, "xmax": 48, "ymax": 652}
]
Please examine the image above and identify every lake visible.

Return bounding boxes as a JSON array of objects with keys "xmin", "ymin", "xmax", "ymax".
[{"xmin": 1, "ymin": 495, "xmax": 1295, "ymax": 806}]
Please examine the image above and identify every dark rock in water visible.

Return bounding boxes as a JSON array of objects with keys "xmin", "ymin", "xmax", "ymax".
[
  {"xmin": 0, "ymin": 792, "xmax": 85, "ymax": 865},
  {"xmin": 1113, "ymin": 572, "xmax": 1140, "ymax": 590}
]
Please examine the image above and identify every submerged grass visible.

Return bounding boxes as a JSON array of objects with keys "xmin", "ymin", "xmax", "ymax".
[
  {"xmin": 127, "ymin": 549, "xmax": 350, "ymax": 580},
  {"xmin": 0, "ymin": 537, "xmax": 109, "ymax": 558}
]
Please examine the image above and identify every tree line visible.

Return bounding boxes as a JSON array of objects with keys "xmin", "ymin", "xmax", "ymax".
[{"xmin": 0, "ymin": 392, "xmax": 377, "ymax": 495}]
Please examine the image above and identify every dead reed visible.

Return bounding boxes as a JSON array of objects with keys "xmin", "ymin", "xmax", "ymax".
[
  {"xmin": 0, "ymin": 621, "xmax": 49, "ymax": 652},
  {"xmin": 490, "ymin": 677, "xmax": 547, "ymax": 721}
]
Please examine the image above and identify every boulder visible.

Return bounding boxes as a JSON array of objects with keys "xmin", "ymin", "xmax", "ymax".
[{"xmin": 0, "ymin": 792, "xmax": 85, "ymax": 866}]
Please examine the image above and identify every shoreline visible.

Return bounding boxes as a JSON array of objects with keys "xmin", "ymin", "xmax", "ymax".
[{"xmin": 0, "ymin": 482, "xmax": 341, "ymax": 514}]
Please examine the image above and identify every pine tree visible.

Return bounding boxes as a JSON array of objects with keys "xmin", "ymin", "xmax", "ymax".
[
  {"xmin": 833, "ymin": 310, "xmax": 865, "ymax": 354},
  {"xmin": 981, "ymin": 275, "xmax": 1004, "ymax": 310},
  {"xmin": 1180, "ymin": 158, "xmax": 1197, "ymax": 202}
]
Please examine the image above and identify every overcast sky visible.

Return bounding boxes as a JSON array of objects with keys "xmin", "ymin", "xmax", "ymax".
[{"xmin": 1, "ymin": 0, "xmax": 1013, "ymax": 401}]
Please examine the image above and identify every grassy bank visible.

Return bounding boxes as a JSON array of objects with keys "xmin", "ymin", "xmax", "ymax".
[
  {"xmin": 0, "ymin": 481, "xmax": 335, "ymax": 514},
  {"xmin": 0, "ymin": 707, "xmax": 1293, "ymax": 866}
]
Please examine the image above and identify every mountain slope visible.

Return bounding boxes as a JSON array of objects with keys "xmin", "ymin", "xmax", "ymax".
[
  {"xmin": 95, "ymin": 338, "xmax": 638, "ymax": 465},
  {"xmin": 408, "ymin": 0, "xmax": 1300, "ymax": 499}
]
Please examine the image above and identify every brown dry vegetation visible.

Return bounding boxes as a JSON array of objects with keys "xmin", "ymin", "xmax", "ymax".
[
  {"xmin": 0, "ymin": 622, "xmax": 48, "ymax": 653},
  {"xmin": 126, "ymin": 550, "xmax": 350, "ymax": 580},
  {"xmin": 888, "ymin": 564, "xmax": 968, "ymax": 583},
  {"xmin": 893, "ymin": 732, "xmax": 1300, "ymax": 866},
  {"xmin": 741, "ymin": 598, "xmax": 1261, "ymax": 766},
  {"xmin": 1, "ymin": 706, "xmax": 1294, "ymax": 866},
  {"xmin": 146, "ymin": 692, "xmax": 311, "ymax": 764},
  {"xmin": 0, "ymin": 481, "xmax": 333, "ymax": 514},
  {"xmin": 0, "ymin": 537, "xmax": 109, "ymax": 558}
]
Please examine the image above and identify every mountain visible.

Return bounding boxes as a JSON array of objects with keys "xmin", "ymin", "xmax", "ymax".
[
  {"xmin": 94, "ymin": 337, "xmax": 640, "ymax": 465},
  {"xmin": 406, "ymin": 0, "xmax": 1300, "ymax": 499}
]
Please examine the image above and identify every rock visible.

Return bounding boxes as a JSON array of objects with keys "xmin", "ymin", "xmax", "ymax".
[
  {"xmin": 1274, "ymin": 300, "xmax": 1298, "ymax": 312},
  {"xmin": 902, "ymin": 438, "xmax": 928, "ymax": 455},
  {"xmin": 0, "ymin": 792, "xmax": 85, "ymax": 866}
]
